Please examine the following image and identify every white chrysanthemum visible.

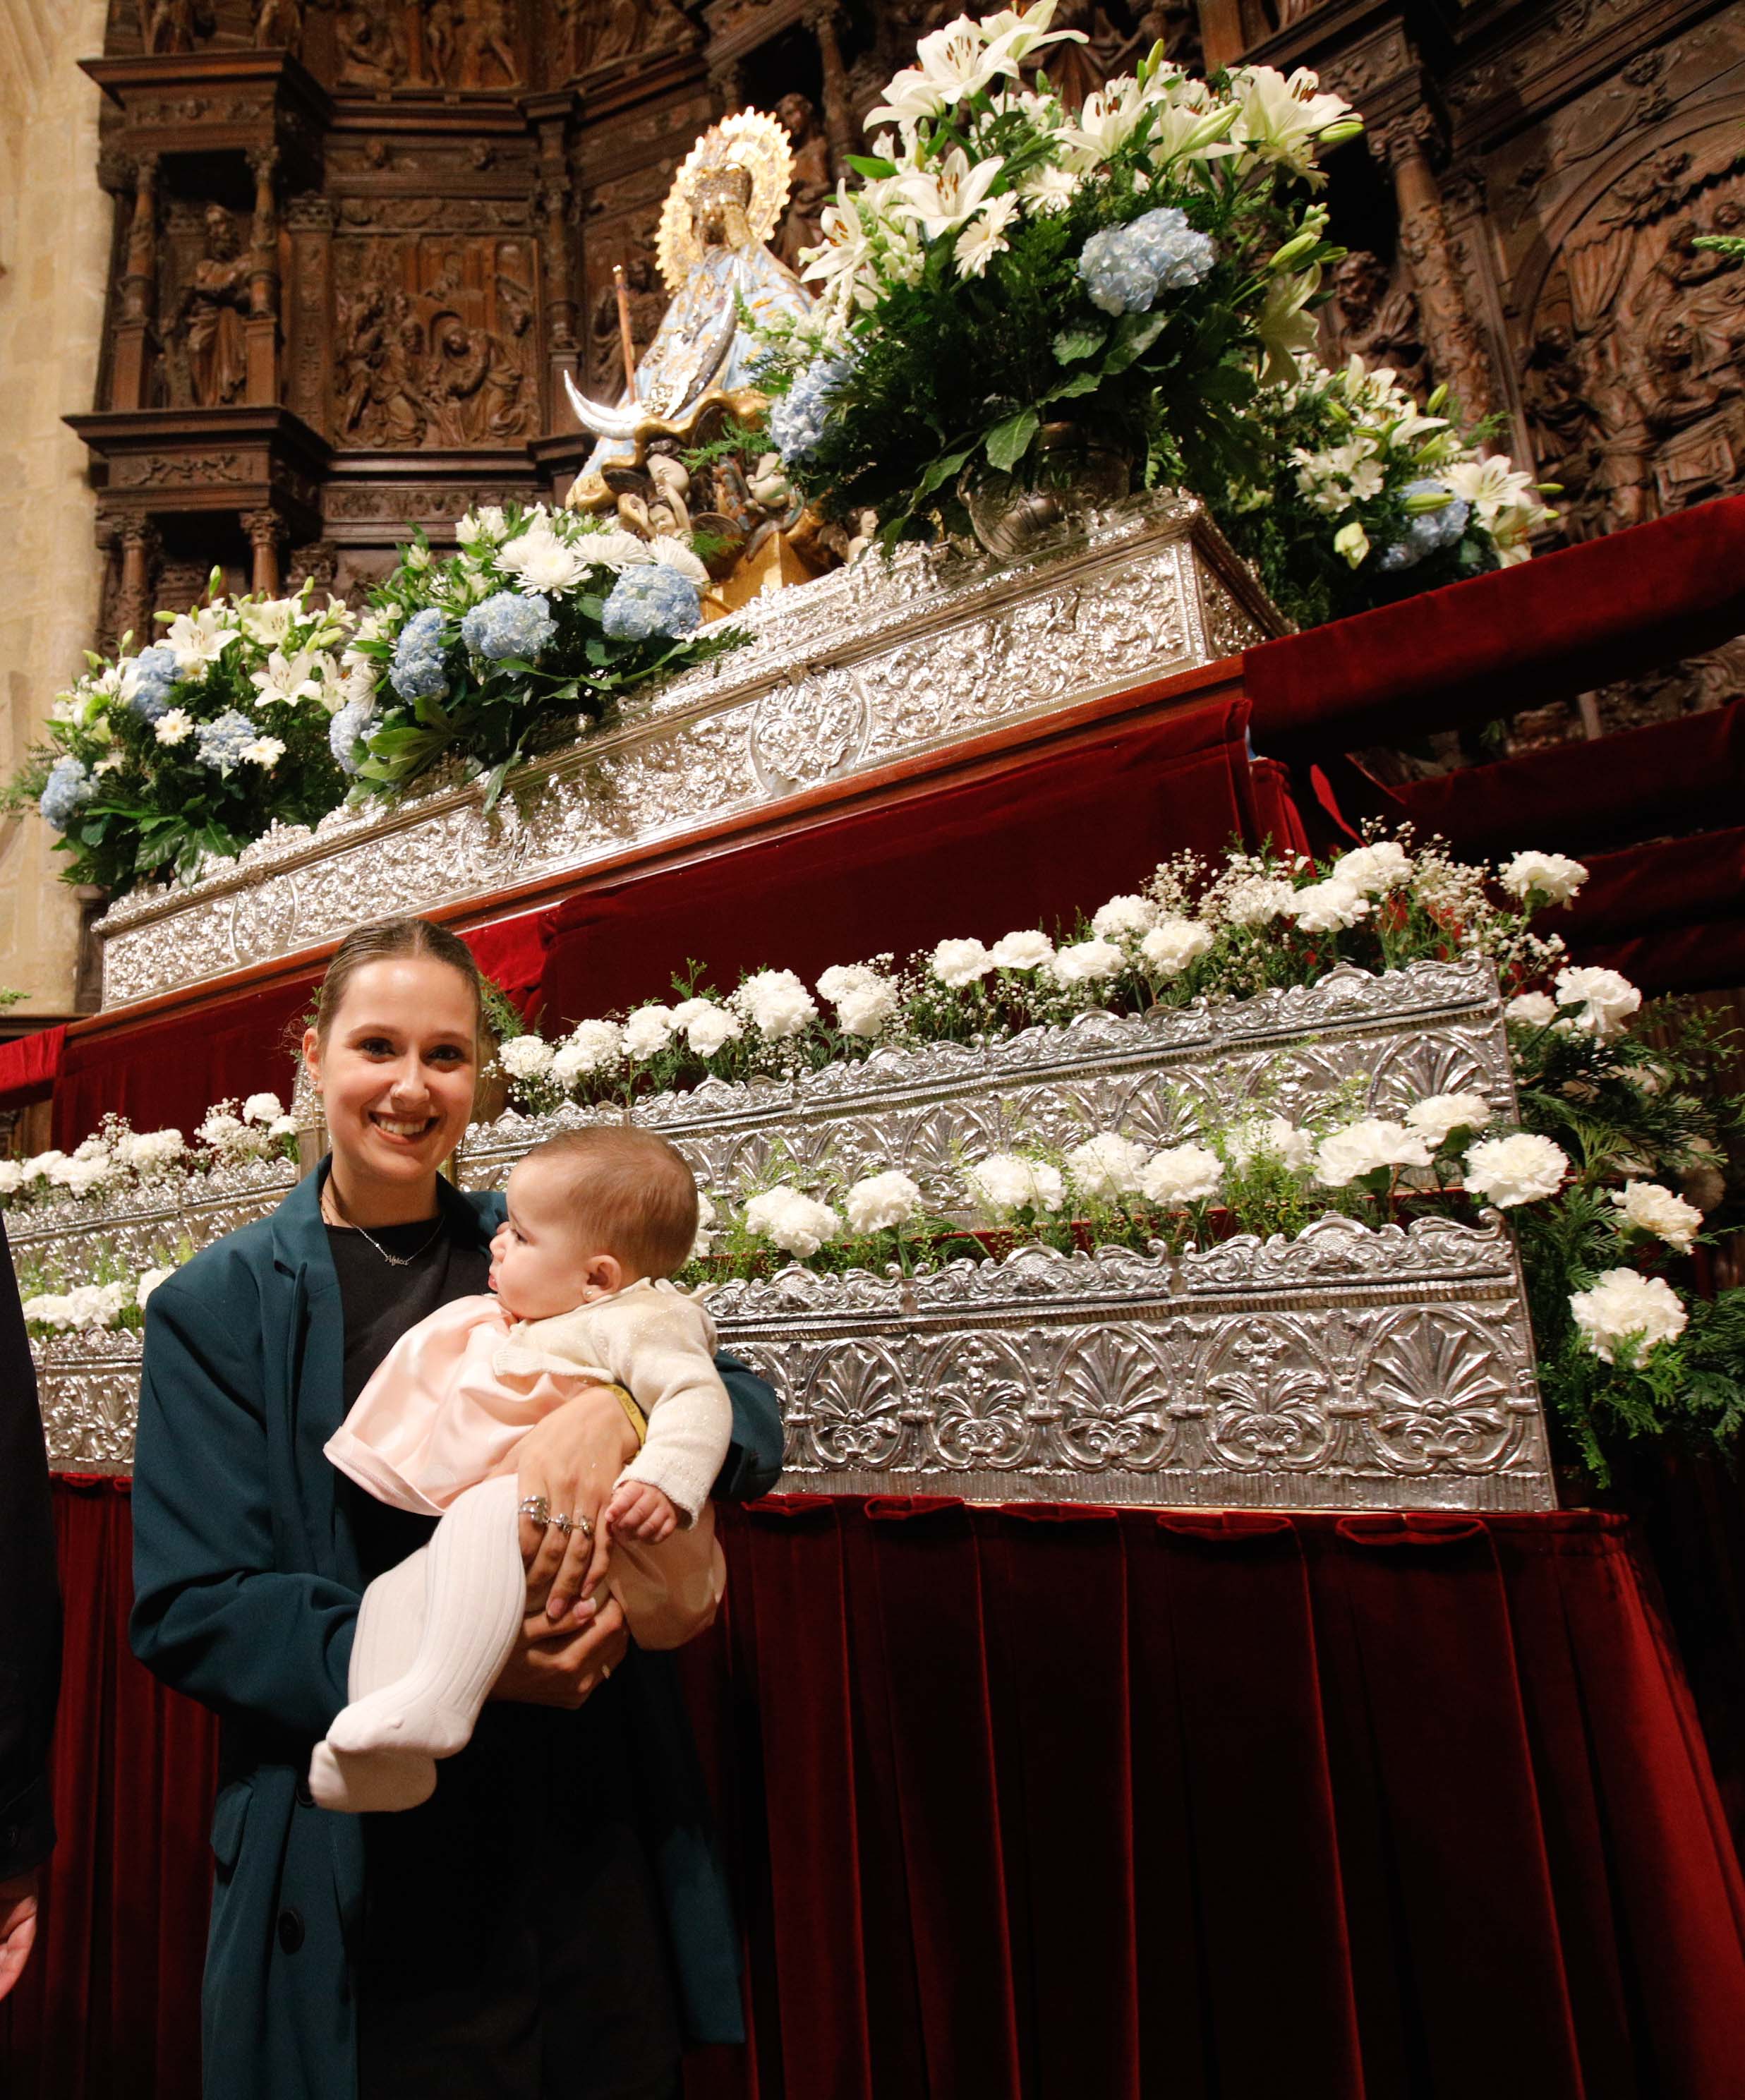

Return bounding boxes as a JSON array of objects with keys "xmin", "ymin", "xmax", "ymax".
[
  {"xmin": 1064, "ymin": 1133, "xmax": 1150, "ymax": 1199},
  {"xmin": 1315, "ymin": 1118, "xmax": 1432, "ymax": 1187},
  {"xmin": 1138, "ymin": 1142, "xmax": 1223, "ymax": 1206},
  {"xmin": 1506, "ymin": 991, "xmax": 1559, "ymax": 1028},
  {"xmin": 622, "ymin": 1006, "xmax": 677, "ymax": 1058},
  {"xmin": 1224, "ymin": 875, "xmax": 1297, "ymax": 927},
  {"xmin": 136, "ymin": 1267, "xmax": 174, "ymax": 1310},
  {"xmin": 242, "ymin": 735, "xmax": 286, "ymax": 768},
  {"xmin": 964, "ymin": 1152, "xmax": 1067, "ymax": 1214},
  {"xmin": 1293, "ymin": 878, "xmax": 1370, "ymax": 933},
  {"xmin": 989, "ymin": 929, "xmax": 1055, "ymax": 970},
  {"xmin": 931, "ymin": 936, "xmax": 993, "ymax": 988},
  {"xmin": 555, "ymin": 1019, "xmax": 624, "ymax": 1082},
  {"xmin": 1222, "ymin": 1114, "xmax": 1314, "ymax": 1173},
  {"xmin": 1461, "ymin": 1131, "xmax": 1569, "ymax": 1207},
  {"xmin": 155, "ymin": 708, "xmax": 195, "ymax": 746},
  {"xmin": 1403, "ymin": 1092, "xmax": 1492, "ymax": 1149},
  {"xmin": 845, "ymin": 1170, "xmax": 923, "ymax": 1233},
  {"xmin": 242, "ymin": 1091, "xmax": 284, "ymax": 1126},
  {"xmin": 647, "ymin": 535, "xmax": 711, "ymax": 586},
  {"xmin": 743, "ymin": 1186, "xmax": 842, "ymax": 1258},
  {"xmin": 498, "ymin": 517, "xmax": 592, "ymax": 594},
  {"xmin": 1048, "ymin": 938, "xmax": 1127, "ymax": 986},
  {"xmin": 1090, "ymin": 894, "xmax": 1157, "ymax": 941},
  {"xmin": 737, "ymin": 969, "xmax": 819, "ymax": 1040},
  {"xmin": 1329, "ymin": 840, "xmax": 1411, "ymax": 895},
  {"xmin": 1500, "ymin": 851, "xmax": 1587, "ymax": 907},
  {"xmin": 1610, "ymin": 1180, "xmax": 1703, "ymax": 1253},
  {"xmin": 575, "ymin": 528, "xmax": 654, "ymax": 573},
  {"xmin": 1140, "ymin": 918, "xmax": 1214, "ymax": 977},
  {"xmin": 498, "ymin": 1034, "xmax": 557, "ymax": 1079},
  {"xmin": 1554, "ymin": 966, "xmax": 1641, "ymax": 1039},
  {"xmin": 1569, "ymin": 1268, "xmax": 1687, "ymax": 1365}
]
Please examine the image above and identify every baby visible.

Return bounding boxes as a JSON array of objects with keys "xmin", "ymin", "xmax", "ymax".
[{"xmin": 310, "ymin": 1126, "xmax": 731, "ymax": 1815}]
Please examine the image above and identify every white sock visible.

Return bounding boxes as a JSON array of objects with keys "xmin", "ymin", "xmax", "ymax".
[
  {"xmin": 306, "ymin": 1553, "xmax": 440, "ymax": 1814},
  {"xmin": 325, "ymin": 1475, "xmax": 525, "ymax": 1762}
]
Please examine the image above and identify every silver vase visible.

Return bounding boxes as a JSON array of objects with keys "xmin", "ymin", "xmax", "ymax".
[{"xmin": 957, "ymin": 419, "xmax": 1135, "ymax": 561}]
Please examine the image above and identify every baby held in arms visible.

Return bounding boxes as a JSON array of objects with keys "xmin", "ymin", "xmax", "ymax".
[{"xmin": 310, "ymin": 1127, "xmax": 731, "ymax": 1814}]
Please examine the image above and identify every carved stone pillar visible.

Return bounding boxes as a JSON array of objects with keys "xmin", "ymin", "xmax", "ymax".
[
  {"xmin": 807, "ymin": 4, "xmax": 855, "ymax": 181},
  {"xmin": 112, "ymin": 154, "xmax": 159, "ymax": 412},
  {"xmin": 116, "ymin": 516, "xmax": 162, "ymax": 650},
  {"xmin": 245, "ymin": 144, "xmax": 281, "ymax": 406},
  {"xmin": 1371, "ymin": 112, "xmax": 1497, "ymax": 421},
  {"xmin": 243, "ymin": 509, "xmax": 286, "ymax": 596},
  {"xmin": 284, "ymin": 191, "xmax": 334, "ymax": 434}
]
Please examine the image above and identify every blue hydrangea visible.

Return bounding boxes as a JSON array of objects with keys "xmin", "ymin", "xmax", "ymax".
[
  {"xmin": 1077, "ymin": 207, "xmax": 1215, "ymax": 317},
  {"xmin": 1377, "ymin": 480, "xmax": 1473, "ymax": 572},
  {"xmin": 195, "ymin": 709, "xmax": 258, "ymax": 774},
  {"xmin": 389, "ymin": 606, "xmax": 450, "ymax": 701},
  {"xmin": 39, "ymin": 757, "xmax": 95, "ymax": 833},
  {"xmin": 329, "ymin": 699, "xmax": 374, "ymax": 776},
  {"xmin": 461, "ymin": 589, "xmax": 557, "ymax": 663},
  {"xmin": 769, "ymin": 353, "xmax": 852, "ymax": 470},
  {"xmin": 600, "ymin": 563, "xmax": 702, "ymax": 643},
  {"xmin": 121, "ymin": 645, "xmax": 181, "ymax": 723}
]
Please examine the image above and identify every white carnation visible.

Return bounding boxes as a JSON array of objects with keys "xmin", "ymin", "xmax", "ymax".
[
  {"xmin": 52, "ymin": 1156, "xmax": 114, "ymax": 1196},
  {"xmin": 1137, "ymin": 1142, "xmax": 1224, "ymax": 1207},
  {"xmin": 621, "ymin": 1006, "xmax": 677, "ymax": 1058},
  {"xmin": 198, "ymin": 1111, "xmax": 246, "ymax": 1151},
  {"xmin": 1554, "ymin": 966, "xmax": 1641, "ymax": 1039},
  {"xmin": 25, "ymin": 1151, "xmax": 64, "ymax": 1181},
  {"xmin": 931, "ymin": 936, "xmax": 993, "ymax": 988},
  {"xmin": 66, "ymin": 1280, "xmax": 129, "ymax": 1329},
  {"xmin": 835, "ymin": 979, "xmax": 900, "ymax": 1039},
  {"xmin": 498, "ymin": 1034, "xmax": 557, "ymax": 1080},
  {"xmin": 23, "ymin": 1293, "xmax": 74, "ymax": 1329},
  {"xmin": 1140, "ymin": 918, "xmax": 1214, "ymax": 977},
  {"xmin": 269, "ymin": 1115, "xmax": 300, "ymax": 1140},
  {"xmin": 1403, "ymin": 1092, "xmax": 1492, "ymax": 1149},
  {"xmin": 684, "ymin": 1006, "xmax": 742, "ymax": 1057},
  {"xmin": 242, "ymin": 1091, "xmax": 285, "ymax": 1125},
  {"xmin": 737, "ymin": 969, "xmax": 819, "ymax": 1040},
  {"xmin": 1224, "ymin": 876, "xmax": 1296, "ymax": 927},
  {"xmin": 1610, "ymin": 1179, "xmax": 1703, "ymax": 1254},
  {"xmin": 964, "ymin": 1153, "xmax": 1067, "ymax": 1214},
  {"xmin": 816, "ymin": 962, "xmax": 881, "ymax": 1003},
  {"xmin": 1315, "ymin": 1118, "xmax": 1432, "ymax": 1188},
  {"xmin": 554, "ymin": 1019, "xmax": 624, "ymax": 1082},
  {"xmin": 1506, "ymin": 992, "xmax": 1559, "ymax": 1028},
  {"xmin": 0, "ymin": 1161, "xmax": 25, "ymax": 1197},
  {"xmin": 845, "ymin": 1170, "xmax": 923, "ymax": 1233},
  {"xmin": 1501, "ymin": 852, "xmax": 1587, "ymax": 907},
  {"xmin": 1461, "ymin": 1131, "xmax": 1569, "ymax": 1207},
  {"xmin": 1090, "ymin": 894, "xmax": 1158, "ymax": 940},
  {"xmin": 690, "ymin": 1190, "xmax": 718, "ymax": 1261},
  {"xmin": 117, "ymin": 1128, "xmax": 184, "ymax": 1173},
  {"xmin": 1222, "ymin": 1114, "xmax": 1314, "ymax": 1173},
  {"xmin": 1569, "ymin": 1267, "xmax": 1687, "ymax": 1364},
  {"xmin": 135, "ymin": 1267, "xmax": 174, "ymax": 1310},
  {"xmin": 1064, "ymin": 1133, "xmax": 1150, "ymax": 1199},
  {"xmin": 989, "ymin": 930, "xmax": 1055, "ymax": 970},
  {"xmin": 743, "ymin": 1187, "xmax": 843, "ymax": 1257},
  {"xmin": 1329, "ymin": 841, "xmax": 1411, "ymax": 895},
  {"xmin": 1293, "ymin": 878, "xmax": 1370, "ymax": 933},
  {"xmin": 1048, "ymin": 938, "xmax": 1127, "ymax": 986}
]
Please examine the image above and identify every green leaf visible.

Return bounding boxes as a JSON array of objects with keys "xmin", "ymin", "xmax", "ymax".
[
  {"xmin": 480, "ymin": 759, "xmax": 512, "ymax": 814},
  {"xmin": 846, "ymin": 153, "xmax": 898, "ymax": 180},
  {"xmin": 914, "ymin": 442, "xmax": 977, "ymax": 501},
  {"xmin": 1046, "ymin": 368, "xmax": 1103, "ymax": 402},
  {"xmin": 1053, "ymin": 327, "xmax": 1104, "ymax": 363},
  {"xmin": 984, "ymin": 407, "xmax": 1040, "ymax": 474},
  {"xmin": 1102, "ymin": 310, "xmax": 1169, "ymax": 377}
]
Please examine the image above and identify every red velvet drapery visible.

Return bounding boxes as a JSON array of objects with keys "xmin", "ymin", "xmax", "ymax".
[{"xmin": 8, "ymin": 1485, "xmax": 1744, "ymax": 2100}]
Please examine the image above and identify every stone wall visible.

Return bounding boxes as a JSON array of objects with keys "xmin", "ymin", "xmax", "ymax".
[{"xmin": 0, "ymin": 0, "xmax": 111, "ymax": 1011}]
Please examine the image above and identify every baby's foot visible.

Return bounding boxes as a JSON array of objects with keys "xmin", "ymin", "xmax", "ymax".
[
  {"xmin": 326, "ymin": 1683, "xmax": 475, "ymax": 1761},
  {"xmin": 306, "ymin": 1741, "xmax": 437, "ymax": 1815}
]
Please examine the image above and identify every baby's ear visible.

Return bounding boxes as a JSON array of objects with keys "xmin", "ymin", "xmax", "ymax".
[{"xmin": 589, "ymin": 1252, "xmax": 624, "ymax": 1296}]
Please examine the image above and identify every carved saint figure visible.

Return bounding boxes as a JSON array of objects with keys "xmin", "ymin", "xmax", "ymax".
[
  {"xmin": 141, "ymin": 0, "xmax": 214, "ymax": 53},
  {"xmin": 425, "ymin": 0, "xmax": 459, "ymax": 82},
  {"xmin": 1323, "ymin": 250, "xmax": 1430, "ymax": 401},
  {"xmin": 459, "ymin": 0, "xmax": 519, "ymax": 86},
  {"xmin": 774, "ymin": 93, "xmax": 831, "ymax": 272},
  {"xmin": 179, "ymin": 205, "xmax": 252, "ymax": 408},
  {"xmin": 253, "ymin": 0, "xmax": 303, "ymax": 52},
  {"xmin": 334, "ymin": 2, "xmax": 404, "ymax": 88},
  {"xmin": 588, "ymin": 252, "xmax": 665, "ymax": 390}
]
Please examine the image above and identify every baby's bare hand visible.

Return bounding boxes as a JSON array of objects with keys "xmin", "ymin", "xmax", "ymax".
[{"xmin": 608, "ymin": 1480, "xmax": 678, "ymax": 1541}]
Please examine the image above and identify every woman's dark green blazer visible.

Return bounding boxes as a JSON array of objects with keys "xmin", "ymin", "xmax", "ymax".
[{"xmin": 129, "ymin": 1164, "xmax": 783, "ymax": 2100}]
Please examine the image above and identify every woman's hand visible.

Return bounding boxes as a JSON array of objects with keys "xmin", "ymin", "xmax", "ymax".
[
  {"xmin": 513, "ymin": 1381, "xmax": 639, "ymax": 1625},
  {"xmin": 489, "ymin": 1593, "xmax": 628, "ymax": 1710}
]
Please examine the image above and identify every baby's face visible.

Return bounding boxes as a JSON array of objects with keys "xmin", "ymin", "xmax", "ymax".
[{"xmin": 490, "ymin": 1157, "xmax": 600, "ymax": 1321}]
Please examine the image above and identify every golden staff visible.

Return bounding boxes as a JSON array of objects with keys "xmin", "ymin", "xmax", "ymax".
[{"xmin": 612, "ymin": 263, "xmax": 637, "ymax": 396}]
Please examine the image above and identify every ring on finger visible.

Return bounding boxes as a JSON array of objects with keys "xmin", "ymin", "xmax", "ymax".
[
  {"xmin": 573, "ymin": 1513, "xmax": 595, "ymax": 1540},
  {"xmin": 517, "ymin": 1494, "xmax": 550, "ymax": 1527},
  {"xmin": 550, "ymin": 1511, "xmax": 575, "ymax": 1536}
]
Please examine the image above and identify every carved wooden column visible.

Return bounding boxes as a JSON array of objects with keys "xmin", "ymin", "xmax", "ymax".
[
  {"xmin": 284, "ymin": 191, "xmax": 334, "ymax": 435},
  {"xmin": 243, "ymin": 508, "xmax": 286, "ymax": 595},
  {"xmin": 112, "ymin": 155, "xmax": 159, "ymax": 412},
  {"xmin": 117, "ymin": 516, "xmax": 161, "ymax": 648},
  {"xmin": 245, "ymin": 144, "xmax": 281, "ymax": 406},
  {"xmin": 710, "ymin": 59, "xmax": 745, "ymax": 115},
  {"xmin": 807, "ymin": 4, "xmax": 855, "ymax": 181},
  {"xmin": 1371, "ymin": 111, "xmax": 1497, "ymax": 421}
]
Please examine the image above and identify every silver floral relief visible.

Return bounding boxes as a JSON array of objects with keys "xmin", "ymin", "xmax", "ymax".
[
  {"xmin": 97, "ymin": 495, "xmax": 1283, "ymax": 1010},
  {"xmin": 35, "ymin": 1332, "xmax": 157, "ymax": 1473}
]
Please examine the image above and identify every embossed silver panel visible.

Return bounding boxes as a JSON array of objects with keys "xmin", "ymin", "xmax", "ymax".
[
  {"xmin": 6, "ymin": 1159, "xmax": 296, "ymax": 1277},
  {"xmin": 707, "ymin": 1215, "xmax": 1554, "ymax": 1510},
  {"xmin": 95, "ymin": 494, "xmax": 1279, "ymax": 1008},
  {"xmin": 459, "ymin": 960, "xmax": 1518, "ymax": 1208},
  {"xmin": 36, "ymin": 1329, "xmax": 153, "ymax": 1475}
]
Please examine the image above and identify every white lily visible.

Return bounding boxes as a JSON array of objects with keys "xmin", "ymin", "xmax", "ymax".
[
  {"xmin": 164, "ymin": 605, "xmax": 241, "ymax": 675},
  {"xmin": 892, "ymin": 147, "xmax": 1006, "ymax": 242},
  {"xmin": 1229, "ymin": 65, "xmax": 1360, "ymax": 179},
  {"xmin": 250, "ymin": 648, "xmax": 324, "ymax": 708},
  {"xmin": 1256, "ymin": 267, "xmax": 1323, "ymax": 388}
]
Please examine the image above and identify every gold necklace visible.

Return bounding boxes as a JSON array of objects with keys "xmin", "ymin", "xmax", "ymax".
[{"xmin": 322, "ymin": 1181, "xmax": 445, "ymax": 1268}]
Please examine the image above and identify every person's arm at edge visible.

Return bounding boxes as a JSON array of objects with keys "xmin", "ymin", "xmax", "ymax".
[{"xmin": 711, "ymin": 1353, "xmax": 782, "ymax": 1502}]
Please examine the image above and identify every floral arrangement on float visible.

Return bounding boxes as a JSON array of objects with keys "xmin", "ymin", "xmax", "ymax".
[
  {"xmin": 0, "ymin": 1093, "xmax": 299, "ymax": 1214},
  {"xmin": 481, "ymin": 833, "xmax": 1741, "ymax": 1481},
  {"xmin": 754, "ymin": 3, "xmax": 1554, "ymax": 609}
]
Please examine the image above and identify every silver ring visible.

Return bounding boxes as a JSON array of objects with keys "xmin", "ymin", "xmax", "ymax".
[
  {"xmin": 517, "ymin": 1495, "xmax": 550, "ymax": 1527},
  {"xmin": 550, "ymin": 1511, "xmax": 575, "ymax": 1536},
  {"xmin": 574, "ymin": 1514, "xmax": 596, "ymax": 1540}
]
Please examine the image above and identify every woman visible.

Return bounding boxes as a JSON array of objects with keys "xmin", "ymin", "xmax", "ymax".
[{"xmin": 130, "ymin": 919, "xmax": 782, "ymax": 2100}]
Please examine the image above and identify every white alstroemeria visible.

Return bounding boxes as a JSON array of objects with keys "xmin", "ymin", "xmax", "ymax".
[
  {"xmin": 1315, "ymin": 1118, "xmax": 1432, "ymax": 1188},
  {"xmin": 553, "ymin": 1019, "xmax": 624, "ymax": 1085},
  {"xmin": 892, "ymin": 147, "xmax": 1006, "ymax": 243},
  {"xmin": 1461, "ymin": 1131, "xmax": 1569, "ymax": 1207},
  {"xmin": 1331, "ymin": 840, "xmax": 1411, "ymax": 895},
  {"xmin": 1228, "ymin": 65, "xmax": 1359, "ymax": 178},
  {"xmin": 1553, "ymin": 965, "xmax": 1641, "ymax": 1039},
  {"xmin": 1569, "ymin": 1268, "xmax": 1687, "ymax": 1365},
  {"xmin": 1138, "ymin": 1142, "xmax": 1223, "ymax": 1206},
  {"xmin": 622, "ymin": 1005, "xmax": 677, "ymax": 1058},
  {"xmin": 1140, "ymin": 918, "xmax": 1214, "ymax": 977},
  {"xmin": 953, "ymin": 192, "xmax": 1021, "ymax": 278},
  {"xmin": 989, "ymin": 929, "xmax": 1055, "ymax": 970},
  {"xmin": 1091, "ymin": 894, "xmax": 1158, "ymax": 940},
  {"xmin": 736, "ymin": 969, "xmax": 819, "ymax": 1041},
  {"xmin": 242, "ymin": 736, "xmax": 286, "ymax": 768},
  {"xmin": 242, "ymin": 1092, "xmax": 285, "ymax": 1126},
  {"xmin": 1403, "ymin": 1092, "xmax": 1491, "ymax": 1149},
  {"xmin": 1293, "ymin": 878, "xmax": 1369, "ymax": 933},
  {"xmin": 498, "ymin": 1034, "xmax": 556, "ymax": 1080},
  {"xmin": 498, "ymin": 517, "xmax": 592, "ymax": 595},
  {"xmin": 845, "ymin": 1170, "xmax": 924, "ymax": 1234},
  {"xmin": 1499, "ymin": 850, "xmax": 1587, "ymax": 906},
  {"xmin": 1064, "ymin": 1133, "xmax": 1149, "ymax": 1200},
  {"xmin": 965, "ymin": 1152, "xmax": 1066, "ymax": 1215},
  {"xmin": 1610, "ymin": 1180, "xmax": 1703, "ymax": 1254},
  {"xmin": 164, "ymin": 605, "xmax": 241, "ymax": 675},
  {"xmin": 931, "ymin": 936, "xmax": 993, "ymax": 988},
  {"xmin": 647, "ymin": 536, "xmax": 711, "ymax": 586},
  {"xmin": 743, "ymin": 1186, "xmax": 842, "ymax": 1258},
  {"xmin": 1221, "ymin": 1114, "xmax": 1315, "ymax": 1174}
]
